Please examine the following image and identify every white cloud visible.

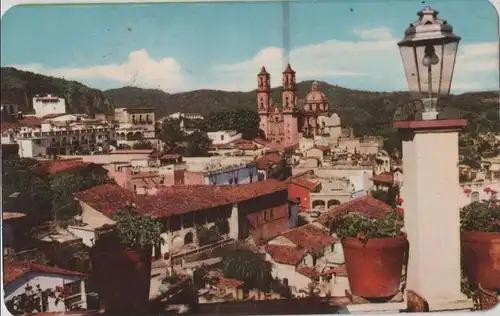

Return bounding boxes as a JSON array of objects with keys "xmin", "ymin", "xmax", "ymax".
[
  {"xmin": 211, "ymin": 26, "xmax": 498, "ymax": 93},
  {"xmin": 352, "ymin": 26, "xmax": 395, "ymax": 41},
  {"xmin": 10, "ymin": 49, "xmax": 186, "ymax": 92},
  {"xmin": 8, "ymin": 27, "xmax": 498, "ymax": 93}
]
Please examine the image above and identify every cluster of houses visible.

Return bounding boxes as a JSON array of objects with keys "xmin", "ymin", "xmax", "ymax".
[{"xmin": 2, "ymin": 94, "xmax": 499, "ymax": 314}]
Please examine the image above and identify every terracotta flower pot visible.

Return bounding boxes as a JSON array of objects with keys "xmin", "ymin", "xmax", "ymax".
[
  {"xmin": 89, "ymin": 246, "xmax": 153, "ymax": 314},
  {"xmin": 461, "ymin": 230, "xmax": 500, "ymax": 291},
  {"xmin": 342, "ymin": 234, "xmax": 408, "ymax": 299}
]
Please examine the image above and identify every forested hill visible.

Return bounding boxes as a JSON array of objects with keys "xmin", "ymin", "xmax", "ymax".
[
  {"xmin": 2, "ymin": 67, "xmax": 498, "ymax": 136},
  {"xmin": 1, "ymin": 67, "xmax": 114, "ymax": 115}
]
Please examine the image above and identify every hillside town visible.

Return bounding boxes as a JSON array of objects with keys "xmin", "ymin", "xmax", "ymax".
[{"xmin": 2, "ymin": 5, "xmax": 500, "ymax": 316}]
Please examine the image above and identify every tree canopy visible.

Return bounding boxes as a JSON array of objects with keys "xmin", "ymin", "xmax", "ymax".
[
  {"xmin": 2, "ymin": 156, "xmax": 115, "ymax": 224},
  {"xmin": 221, "ymin": 248, "xmax": 273, "ymax": 291}
]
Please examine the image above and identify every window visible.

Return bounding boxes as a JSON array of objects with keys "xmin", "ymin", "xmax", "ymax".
[{"xmin": 184, "ymin": 232, "xmax": 194, "ymax": 244}]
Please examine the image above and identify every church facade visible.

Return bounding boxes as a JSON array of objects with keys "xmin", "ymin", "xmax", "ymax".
[{"xmin": 257, "ymin": 64, "xmax": 342, "ymax": 146}]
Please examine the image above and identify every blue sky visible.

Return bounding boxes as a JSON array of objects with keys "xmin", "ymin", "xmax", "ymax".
[{"xmin": 1, "ymin": 0, "xmax": 498, "ymax": 93}]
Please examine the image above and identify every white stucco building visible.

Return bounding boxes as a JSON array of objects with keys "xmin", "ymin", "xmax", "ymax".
[
  {"xmin": 33, "ymin": 94, "xmax": 67, "ymax": 117},
  {"xmin": 207, "ymin": 130, "xmax": 242, "ymax": 145},
  {"xmin": 3, "ymin": 262, "xmax": 87, "ymax": 313}
]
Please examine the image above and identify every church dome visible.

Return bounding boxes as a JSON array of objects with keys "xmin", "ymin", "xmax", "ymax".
[{"xmin": 305, "ymin": 81, "xmax": 327, "ymax": 103}]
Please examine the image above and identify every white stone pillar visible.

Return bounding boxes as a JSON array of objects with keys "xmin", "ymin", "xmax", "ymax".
[
  {"xmin": 395, "ymin": 119, "xmax": 466, "ymax": 303},
  {"xmin": 229, "ymin": 203, "xmax": 239, "ymax": 240}
]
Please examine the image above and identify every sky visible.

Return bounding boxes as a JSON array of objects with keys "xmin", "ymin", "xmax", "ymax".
[{"xmin": 1, "ymin": 0, "xmax": 499, "ymax": 93}]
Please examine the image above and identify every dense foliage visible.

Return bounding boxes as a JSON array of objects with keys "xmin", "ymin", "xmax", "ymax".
[
  {"xmin": 195, "ymin": 224, "xmax": 222, "ymax": 246},
  {"xmin": 4, "ymin": 67, "xmax": 497, "ymax": 143},
  {"xmin": 201, "ymin": 110, "xmax": 261, "ymax": 139},
  {"xmin": 50, "ymin": 170, "xmax": 115, "ymax": 222},
  {"xmin": 184, "ymin": 131, "xmax": 211, "ymax": 157},
  {"xmin": 2, "ymin": 157, "xmax": 51, "ymax": 223},
  {"xmin": 1, "ymin": 67, "xmax": 114, "ymax": 115},
  {"xmin": 221, "ymin": 249, "xmax": 273, "ymax": 290},
  {"xmin": 460, "ymin": 200, "xmax": 500, "ymax": 233},
  {"xmin": 2, "ymin": 156, "xmax": 115, "ymax": 224},
  {"xmin": 335, "ymin": 211, "xmax": 405, "ymax": 240},
  {"xmin": 97, "ymin": 204, "xmax": 165, "ymax": 250}
]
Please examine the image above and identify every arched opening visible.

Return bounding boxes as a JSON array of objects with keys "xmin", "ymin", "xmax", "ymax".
[
  {"xmin": 312, "ymin": 200, "xmax": 325, "ymax": 209},
  {"xmin": 134, "ymin": 131, "xmax": 143, "ymax": 140},
  {"xmin": 216, "ymin": 218, "xmax": 229, "ymax": 235},
  {"xmin": 184, "ymin": 232, "xmax": 194, "ymax": 244},
  {"xmin": 171, "ymin": 235, "xmax": 183, "ymax": 252},
  {"xmin": 327, "ymin": 199, "xmax": 341, "ymax": 208}
]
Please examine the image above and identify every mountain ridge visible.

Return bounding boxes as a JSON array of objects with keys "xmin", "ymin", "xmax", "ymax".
[{"xmin": 2, "ymin": 67, "xmax": 498, "ymax": 135}]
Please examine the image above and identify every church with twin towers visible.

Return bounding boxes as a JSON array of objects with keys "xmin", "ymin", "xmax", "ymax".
[{"xmin": 256, "ymin": 64, "xmax": 343, "ymax": 147}]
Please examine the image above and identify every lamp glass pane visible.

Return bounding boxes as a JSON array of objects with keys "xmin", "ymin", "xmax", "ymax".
[
  {"xmin": 399, "ymin": 45, "xmax": 420, "ymax": 99},
  {"xmin": 439, "ymin": 41, "xmax": 459, "ymax": 97}
]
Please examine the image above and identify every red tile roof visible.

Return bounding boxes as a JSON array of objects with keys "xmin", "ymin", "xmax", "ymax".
[
  {"xmin": 256, "ymin": 154, "xmax": 282, "ymax": 169},
  {"xmin": 3, "ymin": 262, "xmax": 87, "ymax": 285},
  {"xmin": 264, "ymin": 244, "xmax": 305, "ymax": 266},
  {"xmin": 212, "ymin": 271, "xmax": 244, "ymax": 290},
  {"xmin": 36, "ymin": 158, "xmax": 93, "ymax": 175},
  {"xmin": 320, "ymin": 264, "xmax": 347, "ymax": 277},
  {"xmin": 237, "ymin": 142, "xmax": 258, "ymax": 150},
  {"xmin": 285, "ymin": 170, "xmax": 321, "ymax": 191},
  {"xmin": 74, "ymin": 183, "xmax": 137, "ymax": 215},
  {"xmin": 0, "ymin": 117, "xmax": 43, "ymax": 131},
  {"xmin": 314, "ymin": 145, "xmax": 331, "ymax": 152},
  {"xmin": 317, "ymin": 195, "xmax": 392, "ymax": 226},
  {"xmin": 75, "ymin": 179, "xmax": 288, "ymax": 218},
  {"xmin": 289, "ymin": 178, "xmax": 321, "ymax": 191},
  {"xmin": 282, "ymin": 224, "xmax": 337, "ymax": 252},
  {"xmin": 370, "ymin": 172, "xmax": 394, "ymax": 184},
  {"xmin": 296, "ymin": 266, "xmax": 318, "ymax": 278},
  {"xmin": 251, "ymin": 137, "xmax": 271, "ymax": 146},
  {"xmin": 112, "ymin": 149, "xmax": 155, "ymax": 155},
  {"xmin": 296, "ymin": 264, "xmax": 347, "ymax": 279}
]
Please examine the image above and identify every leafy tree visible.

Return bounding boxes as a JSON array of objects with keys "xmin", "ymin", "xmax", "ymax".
[
  {"xmin": 108, "ymin": 204, "xmax": 165, "ymax": 250},
  {"xmin": 132, "ymin": 140, "xmax": 154, "ymax": 150},
  {"xmin": 185, "ymin": 131, "xmax": 211, "ymax": 157},
  {"xmin": 478, "ymin": 141, "xmax": 492, "ymax": 153},
  {"xmin": 267, "ymin": 155, "xmax": 292, "ymax": 181},
  {"xmin": 195, "ymin": 225, "xmax": 221, "ymax": 246},
  {"xmin": 221, "ymin": 248, "xmax": 273, "ymax": 291},
  {"xmin": 2, "ymin": 157, "xmax": 52, "ymax": 223},
  {"xmin": 158, "ymin": 120, "xmax": 184, "ymax": 152},
  {"xmin": 203, "ymin": 110, "xmax": 260, "ymax": 139},
  {"xmin": 50, "ymin": 170, "xmax": 115, "ymax": 222}
]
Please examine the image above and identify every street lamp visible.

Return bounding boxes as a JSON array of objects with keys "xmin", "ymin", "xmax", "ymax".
[{"xmin": 398, "ymin": 6, "xmax": 461, "ymax": 121}]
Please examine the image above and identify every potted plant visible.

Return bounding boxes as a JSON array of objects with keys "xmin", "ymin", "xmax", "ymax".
[
  {"xmin": 460, "ymin": 199, "xmax": 500, "ymax": 291},
  {"xmin": 334, "ymin": 210, "xmax": 407, "ymax": 299},
  {"xmin": 89, "ymin": 203, "xmax": 164, "ymax": 314}
]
